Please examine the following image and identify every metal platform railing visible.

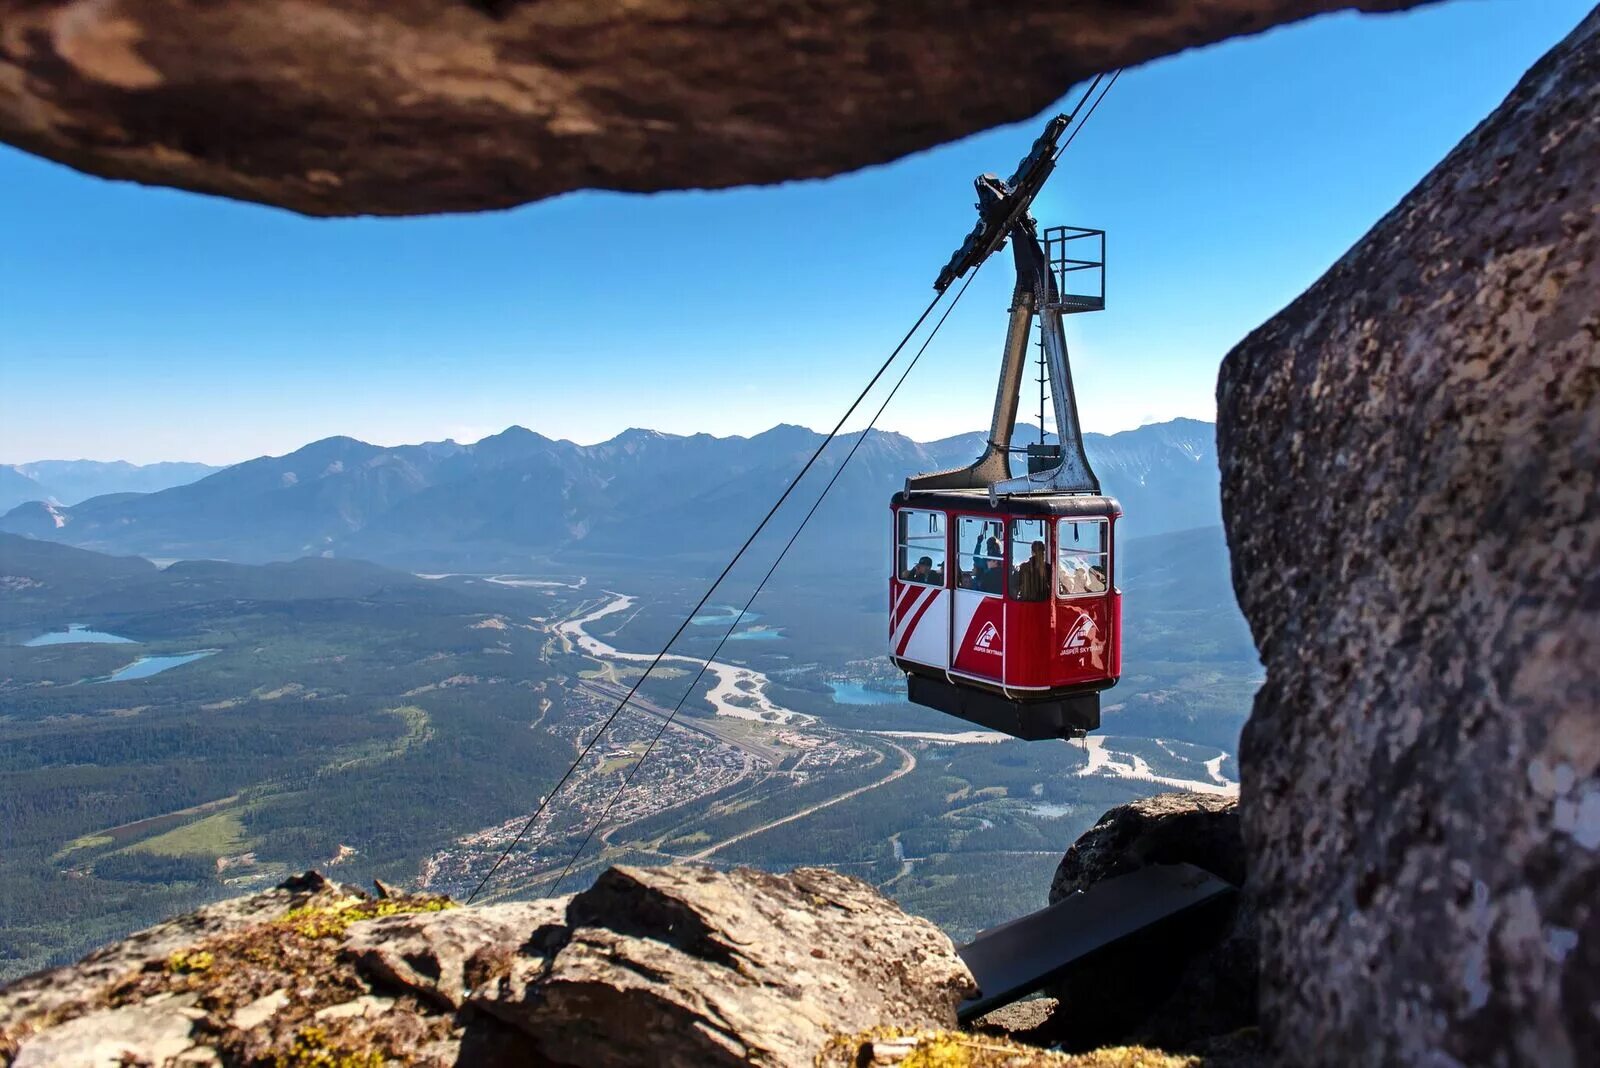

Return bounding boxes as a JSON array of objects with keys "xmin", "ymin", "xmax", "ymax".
[{"xmin": 1044, "ymin": 226, "xmax": 1106, "ymax": 313}]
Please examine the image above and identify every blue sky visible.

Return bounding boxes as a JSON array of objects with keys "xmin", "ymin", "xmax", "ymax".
[{"xmin": 1, "ymin": 0, "xmax": 1589, "ymax": 465}]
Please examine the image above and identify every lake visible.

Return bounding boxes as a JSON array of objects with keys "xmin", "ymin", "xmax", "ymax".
[
  {"xmin": 690, "ymin": 606, "xmax": 763, "ymax": 626},
  {"xmin": 1029, "ymin": 802, "xmax": 1075, "ymax": 819},
  {"xmin": 725, "ymin": 628, "xmax": 784, "ymax": 642},
  {"xmin": 97, "ymin": 651, "xmax": 216, "ymax": 683},
  {"xmin": 829, "ymin": 680, "xmax": 905, "ymax": 705},
  {"xmin": 24, "ymin": 624, "xmax": 138, "ymax": 647}
]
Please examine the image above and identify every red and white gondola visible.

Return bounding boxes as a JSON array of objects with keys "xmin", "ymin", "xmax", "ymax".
[{"xmin": 890, "ymin": 112, "xmax": 1121, "ymax": 740}]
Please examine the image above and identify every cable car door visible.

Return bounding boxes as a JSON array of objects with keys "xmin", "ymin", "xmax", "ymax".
[{"xmin": 951, "ymin": 515, "xmax": 1005, "ymax": 682}]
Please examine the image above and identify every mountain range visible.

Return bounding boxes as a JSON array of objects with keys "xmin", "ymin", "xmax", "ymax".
[
  {"xmin": 0, "ymin": 460, "xmax": 223, "ymax": 512},
  {"xmin": 0, "ymin": 419, "xmax": 1220, "ymax": 573}
]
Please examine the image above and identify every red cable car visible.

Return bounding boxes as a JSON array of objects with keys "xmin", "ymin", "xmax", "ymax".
[{"xmin": 891, "ymin": 114, "xmax": 1121, "ymax": 740}]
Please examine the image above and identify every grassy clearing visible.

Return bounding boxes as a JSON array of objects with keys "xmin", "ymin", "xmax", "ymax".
[
  {"xmin": 129, "ymin": 810, "xmax": 247, "ymax": 858},
  {"xmin": 317, "ymin": 705, "xmax": 433, "ymax": 774},
  {"xmin": 51, "ymin": 833, "xmax": 114, "ymax": 861}
]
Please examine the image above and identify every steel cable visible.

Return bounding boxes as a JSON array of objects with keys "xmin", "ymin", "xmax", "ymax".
[
  {"xmin": 467, "ymin": 67, "xmax": 1122, "ymax": 904},
  {"xmin": 465, "ymin": 289, "xmax": 951, "ymax": 903},
  {"xmin": 544, "ymin": 264, "xmax": 985, "ymax": 895}
]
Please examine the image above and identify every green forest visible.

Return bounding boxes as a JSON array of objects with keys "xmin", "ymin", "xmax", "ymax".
[{"xmin": 1, "ymin": 530, "xmax": 1255, "ymax": 978}]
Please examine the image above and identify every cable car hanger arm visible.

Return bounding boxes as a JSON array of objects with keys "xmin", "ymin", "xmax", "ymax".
[{"xmin": 910, "ymin": 111, "xmax": 1101, "ymax": 498}]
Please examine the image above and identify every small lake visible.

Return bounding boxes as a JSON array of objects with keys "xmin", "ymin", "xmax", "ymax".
[
  {"xmin": 96, "ymin": 651, "xmax": 216, "ymax": 683},
  {"xmin": 24, "ymin": 624, "xmax": 138, "ymax": 647},
  {"xmin": 829, "ymin": 680, "xmax": 904, "ymax": 705},
  {"xmin": 690, "ymin": 606, "xmax": 763, "ymax": 626},
  {"xmin": 725, "ymin": 628, "xmax": 784, "ymax": 642}
]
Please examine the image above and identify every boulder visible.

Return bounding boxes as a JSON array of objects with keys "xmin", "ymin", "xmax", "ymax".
[
  {"xmin": 0, "ymin": 865, "xmax": 976, "ymax": 1067},
  {"xmin": 343, "ymin": 898, "xmax": 569, "ymax": 1010},
  {"xmin": 1216, "ymin": 7, "xmax": 1600, "ymax": 1066},
  {"xmin": 473, "ymin": 864, "xmax": 977, "ymax": 1067},
  {"xmin": 0, "ymin": 0, "xmax": 1431, "ymax": 216},
  {"xmin": 1050, "ymin": 792, "xmax": 1244, "ymax": 901}
]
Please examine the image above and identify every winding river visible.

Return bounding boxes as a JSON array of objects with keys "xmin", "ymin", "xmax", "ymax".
[{"xmin": 554, "ymin": 593, "xmax": 811, "ymax": 725}]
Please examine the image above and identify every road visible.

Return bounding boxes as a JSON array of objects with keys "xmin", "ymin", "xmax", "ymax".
[{"xmin": 685, "ymin": 741, "xmax": 917, "ymax": 861}]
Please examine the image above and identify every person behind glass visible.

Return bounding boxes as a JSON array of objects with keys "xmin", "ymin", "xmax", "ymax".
[
  {"xmin": 1014, "ymin": 539, "xmax": 1050, "ymax": 601},
  {"xmin": 906, "ymin": 555, "xmax": 936, "ymax": 584},
  {"xmin": 979, "ymin": 523, "xmax": 1004, "ymax": 593}
]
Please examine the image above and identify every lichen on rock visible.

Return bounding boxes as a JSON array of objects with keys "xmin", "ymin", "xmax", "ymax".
[
  {"xmin": 819, "ymin": 1028, "xmax": 1214, "ymax": 1067},
  {"xmin": 0, "ymin": 864, "xmax": 981, "ymax": 1066}
]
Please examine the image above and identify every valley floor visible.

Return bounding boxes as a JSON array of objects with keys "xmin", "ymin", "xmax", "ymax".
[
  {"xmin": 1, "ymin": 552, "xmax": 1251, "ymax": 977},
  {"xmin": 422, "ymin": 584, "xmax": 1238, "ymax": 931}
]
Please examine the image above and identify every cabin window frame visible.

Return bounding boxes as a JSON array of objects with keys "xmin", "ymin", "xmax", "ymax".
[
  {"xmin": 1007, "ymin": 517, "xmax": 1052, "ymax": 602},
  {"xmin": 895, "ymin": 507, "xmax": 948, "ymax": 589},
  {"xmin": 1056, "ymin": 517, "xmax": 1111, "ymax": 600},
  {"xmin": 955, "ymin": 513, "xmax": 1007, "ymax": 597}
]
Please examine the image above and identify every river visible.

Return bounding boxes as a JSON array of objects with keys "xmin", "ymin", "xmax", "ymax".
[{"xmin": 554, "ymin": 593, "xmax": 811, "ymax": 725}]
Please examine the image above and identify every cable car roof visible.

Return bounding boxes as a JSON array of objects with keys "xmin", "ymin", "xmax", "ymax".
[{"xmin": 892, "ymin": 489, "xmax": 1121, "ymax": 518}]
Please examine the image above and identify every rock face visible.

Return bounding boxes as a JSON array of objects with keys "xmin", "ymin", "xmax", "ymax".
[
  {"xmin": 478, "ymin": 865, "xmax": 975, "ymax": 1067},
  {"xmin": 1040, "ymin": 794, "xmax": 1254, "ymax": 1052},
  {"xmin": 1216, "ymin": 8, "xmax": 1600, "ymax": 1066},
  {"xmin": 1050, "ymin": 792, "xmax": 1244, "ymax": 901},
  {"xmin": 0, "ymin": 0, "xmax": 1430, "ymax": 216},
  {"xmin": 0, "ymin": 865, "xmax": 974, "ymax": 1067}
]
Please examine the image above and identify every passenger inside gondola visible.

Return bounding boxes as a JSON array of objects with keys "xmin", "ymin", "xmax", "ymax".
[
  {"xmin": 897, "ymin": 509, "xmax": 947, "ymax": 587},
  {"xmin": 1008, "ymin": 518, "xmax": 1049, "ymax": 600},
  {"xmin": 981, "ymin": 524, "xmax": 1004, "ymax": 592},
  {"xmin": 1013, "ymin": 539, "xmax": 1050, "ymax": 601},
  {"xmin": 959, "ymin": 518, "xmax": 1005, "ymax": 592}
]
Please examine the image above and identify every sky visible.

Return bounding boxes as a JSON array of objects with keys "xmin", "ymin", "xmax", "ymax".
[{"xmin": 0, "ymin": 0, "xmax": 1590, "ymax": 466}]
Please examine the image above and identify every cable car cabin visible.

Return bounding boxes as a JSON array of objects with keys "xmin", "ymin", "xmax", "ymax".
[{"xmin": 889, "ymin": 491, "xmax": 1121, "ymax": 740}]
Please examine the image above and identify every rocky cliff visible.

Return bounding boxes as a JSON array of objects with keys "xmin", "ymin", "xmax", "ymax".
[
  {"xmin": 1, "ymin": 2, "xmax": 1596, "ymax": 1065},
  {"xmin": 0, "ymin": 866, "xmax": 975, "ymax": 1066},
  {"xmin": 1216, "ymin": 7, "xmax": 1600, "ymax": 1065},
  {"xmin": 0, "ymin": 857, "xmax": 1237, "ymax": 1068},
  {"xmin": 0, "ymin": 1, "xmax": 1431, "ymax": 216}
]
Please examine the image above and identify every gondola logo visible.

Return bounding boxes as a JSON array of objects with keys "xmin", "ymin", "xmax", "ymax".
[
  {"xmin": 1062, "ymin": 616, "xmax": 1095, "ymax": 654},
  {"xmin": 974, "ymin": 621, "xmax": 1000, "ymax": 652}
]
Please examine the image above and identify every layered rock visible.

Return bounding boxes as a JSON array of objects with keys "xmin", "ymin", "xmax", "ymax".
[
  {"xmin": 0, "ymin": 866, "xmax": 975, "ymax": 1067},
  {"xmin": 1216, "ymin": 7, "xmax": 1600, "ymax": 1065},
  {"xmin": 476, "ymin": 865, "xmax": 975, "ymax": 1066},
  {"xmin": 0, "ymin": 0, "xmax": 1430, "ymax": 216}
]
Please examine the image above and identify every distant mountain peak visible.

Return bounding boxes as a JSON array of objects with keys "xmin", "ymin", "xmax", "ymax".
[{"xmin": 606, "ymin": 427, "xmax": 683, "ymax": 446}]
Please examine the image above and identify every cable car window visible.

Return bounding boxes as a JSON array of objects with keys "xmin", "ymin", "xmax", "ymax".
[
  {"xmin": 1057, "ymin": 518, "xmax": 1110, "ymax": 598},
  {"xmin": 896, "ymin": 509, "xmax": 946, "ymax": 587},
  {"xmin": 958, "ymin": 516, "xmax": 1005, "ymax": 594},
  {"xmin": 1009, "ymin": 518, "xmax": 1050, "ymax": 601}
]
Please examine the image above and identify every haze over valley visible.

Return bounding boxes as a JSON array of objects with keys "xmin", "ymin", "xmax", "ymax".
[
  {"xmin": 2, "ymin": 419, "xmax": 1219, "ymax": 572},
  {"xmin": 0, "ymin": 417, "xmax": 1252, "ymax": 980}
]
